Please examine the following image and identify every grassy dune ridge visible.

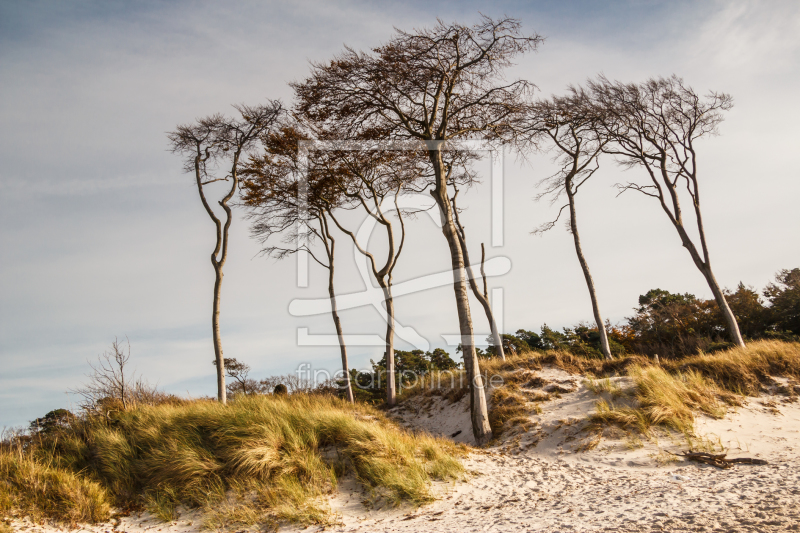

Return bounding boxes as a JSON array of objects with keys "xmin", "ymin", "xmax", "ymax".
[
  {"xmin": 4, "ymin": 341, "xmax": 799, "ymax": 527},
  {"xmin": 1, "ymin": 394, "xmax": 465, "ymax": 528},
  {"xmin": 400, "ymin": 340, "xmax": 800, "ymax": 437}
]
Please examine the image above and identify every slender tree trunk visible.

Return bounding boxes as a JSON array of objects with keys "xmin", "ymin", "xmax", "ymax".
[
  {"xmin": 380, "ymin": 283, "xmax": 397, "ymax": 407},
  {"xmin": 211, "ymin": 263, "xmax": 226, "ymax": 404},
  {"xmin": 650, "ymin": 162, "xmax": 745, "ymax": 348},
  {"xmin": 700, "ymin": 265, "xmax": 745, "ymax": 346},
  {"xmin": 452, "ymin": 206, "xmax": 505, "ymax": 361},
  {"xmin": 672, "ymin": 222, "xmax": 745, "ymax": 347},
  {"xmin": 328, "ymin": 267, "xmax": 354, "ymax": 403},
  {"xmin": 429, "ymin": 148, "xmax": 492, "ymax": 445},
  {"xmin": 565, "ymin": 181, "xmax": 612, "ymax": 360},
  {"xmin": 478, "ymin": 244, "xmax": 505, "ymax": 360}
]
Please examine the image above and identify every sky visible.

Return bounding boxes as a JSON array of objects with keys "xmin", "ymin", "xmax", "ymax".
[{"xmin": 1, "ymin": 0, "xmax": 799, "ymax": 428}]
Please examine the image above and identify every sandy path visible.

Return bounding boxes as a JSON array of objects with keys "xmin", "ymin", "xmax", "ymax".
[{"xmin": 291, "ymin": 448, "xmax": 800, "ymax": 532}]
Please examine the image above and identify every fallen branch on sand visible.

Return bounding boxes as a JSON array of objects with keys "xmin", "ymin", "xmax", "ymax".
[{"xmin": 673, "ymin": 451, "xmax": 769, "ymax": 469}]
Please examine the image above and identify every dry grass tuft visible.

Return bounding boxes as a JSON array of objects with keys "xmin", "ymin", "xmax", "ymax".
[
  {"xmin": 671, "ymin": 340, "xmax": 800, "ymax": 395},
  {"xmin": 584, "ymin": 378, "xmax": 626, "ymax": 399},
  {"xmin": 589, "ymin": 365, "xmax": 726, "ymax": 435},
  {"xmin": 0, "ymin": 447, "xmax": 112, "ymax": 524},
  {"xmin": 488, "ymin": 385, "xmax": 541, "ymax": 438}
]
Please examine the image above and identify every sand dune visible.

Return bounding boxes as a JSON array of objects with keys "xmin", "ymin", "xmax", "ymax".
[{"xmin": 11, "ymin": 366, "xmax": 800, "ymax": 532}]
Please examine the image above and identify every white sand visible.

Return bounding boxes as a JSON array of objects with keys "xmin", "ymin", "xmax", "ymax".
[{"xmin": 10, "ymin": 367, "xmax": 800, "ymax": 532}]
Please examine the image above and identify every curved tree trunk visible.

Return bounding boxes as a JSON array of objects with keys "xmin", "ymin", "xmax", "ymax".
[
  {"xmin": 329, "ymin": 268, "xmax": 354, "ymax": 403},
  {"xmin": 429, "ymin": 149, "xmax": 492, "ymax": 445},
  {"xmin": 701, "ymin": 265, "xmax": 745, "ymax": 346},
  {"xmin": 380, "ymin": 283, "xmax": 397, "ymax": 407},
  {"xmin": 672, "ymin": 220, "xmax": 745, "ymax": 347},
  {"xmin": 565, "ymin": 181, "xmax": 612, "ymax": 360},
  {"xmin": 212, "ymin": 264, "xmax": 226, "ymax": 404}
]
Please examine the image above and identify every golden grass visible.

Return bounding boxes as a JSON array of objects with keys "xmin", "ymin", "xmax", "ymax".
[
  {"xmin": 590, "ymin": 365, "xmax": 730, "ymax": 435},
  {"xmin": 482, "ymin": 340, "xmax": 800, "ymax": 437},
  {"xmin": 584, "ymin": 377, "xmax": 625, "ymax": 398},
  {"xmin": 2, "ymin": 394, "xmax": 464, "ymax": 529},
  {"xmin": 488, "ymin": 385, "xmax": 539, "ymax": 438},
  {"xmin": 673, "ymin": 340, "xmax": 800, "ymax": 395},
  {"xmin": 0, "ymin": 447, "xmax": 112, "ymax": 524}
]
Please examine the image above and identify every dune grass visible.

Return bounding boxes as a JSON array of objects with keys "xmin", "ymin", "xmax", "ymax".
[
  {"xmin": 588, "ymin": 365, "xmax": 728, "ymax": 435},
  {"xmin": 0, "ymin": 446, "xmax": 112, "ymax": 525},
  {"xmin": 2, "ymin": 394, "xmax": 464, "ymax": 529},
  {"xmin": 583, "ymin": 377, "xmax": 626, "ymax": 399},
  {"xmin": 586, "ymin": 340, "xmax": 800, "ymax": 435},
  {"xmin": 404, "ymin": 340, "xmax": 800, "ymax": 438}
]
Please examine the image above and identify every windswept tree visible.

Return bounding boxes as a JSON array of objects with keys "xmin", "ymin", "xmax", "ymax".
[
  {"xmin": 241, "ymin": 126, "xmax": 355, "ymax": 403},
  {"xmin": 292, "ymin": 16, "xmax": 542, "ymax": 444},
  {"xmin": 588, "ymin": 76, "xmax": 744, "ymax": 347},
  {"xmin": 314, "ymin": 146, "xmax": 422, "ymax": 407},
  {"xmin": 519, "ymin": 89, "xmax": 614, "ymax": 360},
  {"xmin": 168, "ymin": 101, "xmax": 283, "ymax": 404}
]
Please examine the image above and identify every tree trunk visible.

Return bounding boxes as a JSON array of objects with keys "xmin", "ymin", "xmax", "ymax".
[
  {"xmin": 429, "ymin": 148, "xmax": 492, "ymax": 445},
  {"xmin": 700, "ymin": 265, "xmax": 745, "ymax": 347},
  {"xmin": 671, "ymin": 218, "xmax": 746, "ymax": 348},
  {"xmin": 565, "ymin": 182, "xmax": 612, "ymax": 360},
  {"xmin": 211, "ymin": 263, "xmax": 226, "ymax": 404},
  {"xmin": 380, "ymin": 283, "xmax": 397, "ymax": 407},
  {"xmin": 454, "ymin": 215, "xmax": 505, "ymax": 361},
  {"xmin": 329, "ymin": 268, "xmax": 354, "ymax": 403}
]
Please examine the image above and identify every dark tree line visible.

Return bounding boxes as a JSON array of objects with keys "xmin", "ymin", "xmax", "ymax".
[{"xmin": 500, "ymin": 268, "xmax": 800, "ymax": 359}]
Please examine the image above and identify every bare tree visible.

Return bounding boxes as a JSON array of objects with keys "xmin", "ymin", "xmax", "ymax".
[
  {"xmin": 168, "ymin": 102, "xmax": 283, "ymax": 404},
  {"xmin": 315, "ymin": 148, "xmax": 421, "ymax": 407},
  {"xmin": 519, "ymin": 90, "xmax": 614, "ymax": 359},
  {"xmin": 241, "ymin": 126, "xmax": 355, "ymax": 403},
  {"xmin": 292, "ymin": 16, "xmax": 542, "ymax": 444},
  {"xmin": 212, "ymin": 357, "xmax": 252, "ymax": 395},
  {"xmin": 72, "ymin": 337, "xmax": 159, "ymax": 411},
  {"xmin": 588, "ymin": 75, "xmax": 744, "ymax": 347}
]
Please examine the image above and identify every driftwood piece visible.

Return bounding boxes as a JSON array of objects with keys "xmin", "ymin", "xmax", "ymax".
[{"xmin": 674, "ymin": 451, "xmax": 768, "ymax": 469}]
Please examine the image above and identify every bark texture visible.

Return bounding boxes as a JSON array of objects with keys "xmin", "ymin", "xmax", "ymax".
[{"xmin": 430, "ymin": 149, "xmax": 492, "ymax": 445}]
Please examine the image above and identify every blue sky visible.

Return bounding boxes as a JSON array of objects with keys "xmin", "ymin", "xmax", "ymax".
[{"xmin": 2, "ymin": 0, "xmax": 799, "ymax": 428}]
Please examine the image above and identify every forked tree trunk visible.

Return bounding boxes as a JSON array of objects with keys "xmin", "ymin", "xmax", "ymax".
[
  {"xmin": 429, "ymin": 148, "xmax": 492, "ymax": 445},
  {"xmin": 194, "ymin": 147, "xmax": 235, "ymax": 406},
  {"xmin": 565, "ymin": 180, "xmax": 613, "ymax": 360},
  {"xmin": 328, "ymin": 267, "xmax": 354, "ymax": 403},
  {"xmin": 452, "ymin": 206, "xmax": 505, "ymax": 361},
  {"xmin": 324, "ymin": 207, "xmax": 398, "ymax": 407}
]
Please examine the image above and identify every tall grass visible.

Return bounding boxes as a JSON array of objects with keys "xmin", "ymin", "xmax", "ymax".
[
  {"xmin": 586, "ymin": 340, "xmax": 800, "ymax": 435},
  {"xmin": 2, "ymin": 394, "xmax": 464, "ymax": 528},
  {"xmin": 674, "ymin": 340, "xmax": 800, "ymax": 395},
  {"xmin": 0, "ymin": 446, "xmax": 112, "ymax": 524},
  {"xmin": 406, "ymin": 340, "xmax": 800, "ymax": 437},
  {"xmin": 589, "ymin": 365, "xmax": 726, "ymax": 434}
]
